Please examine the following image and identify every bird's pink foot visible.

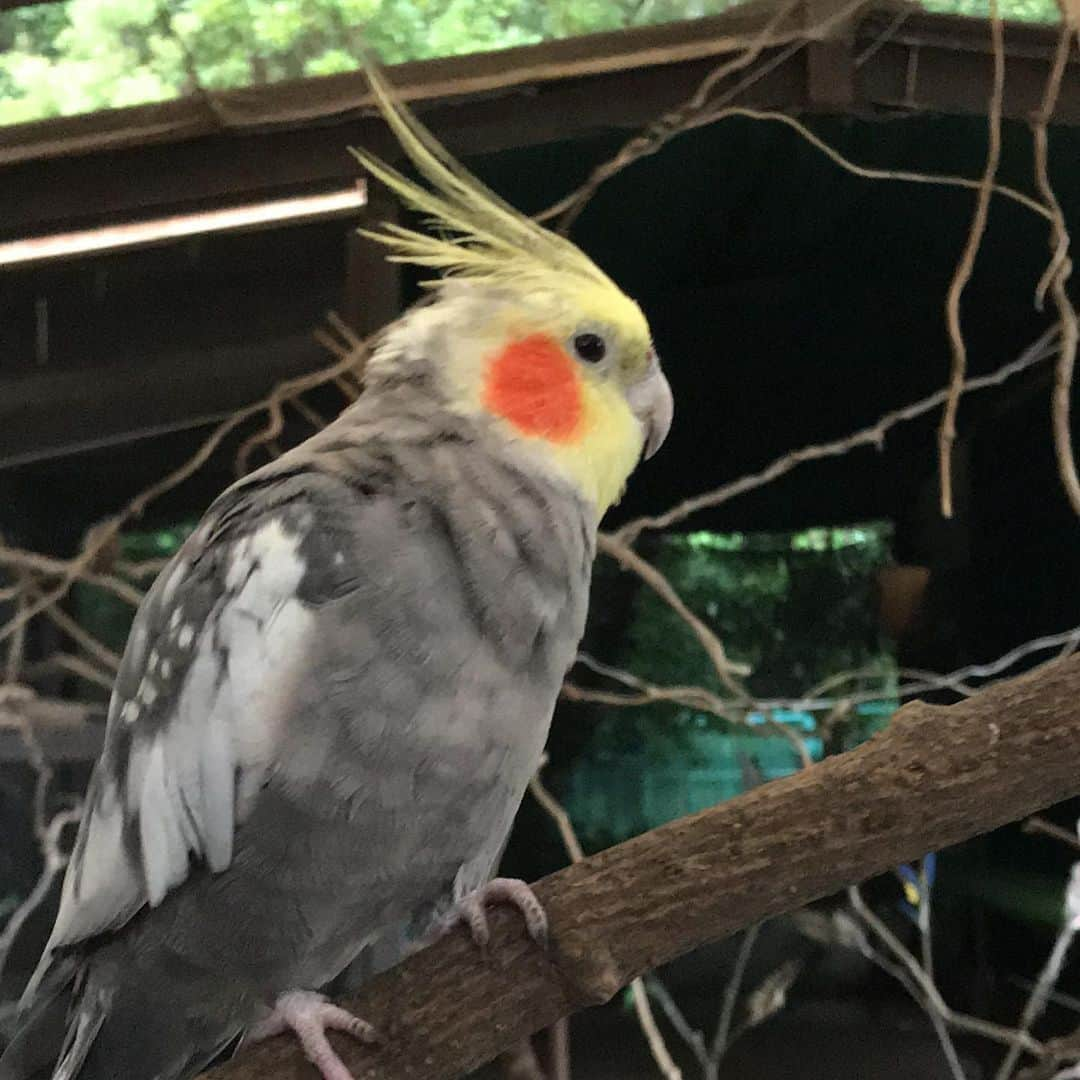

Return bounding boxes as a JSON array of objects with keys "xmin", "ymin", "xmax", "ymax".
[
  {"xmin": 246, "ymin": 989, "xmax": 378, "ymax": 1080},
  {"xmin": 436, "ymin": 877, "xmax": 549, "ymax": 949}
]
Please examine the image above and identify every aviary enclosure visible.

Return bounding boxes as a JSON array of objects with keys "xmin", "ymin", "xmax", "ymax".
[{"xmin": 1, "ymin": 0, "xmax": 1079, "ymax": 1077}]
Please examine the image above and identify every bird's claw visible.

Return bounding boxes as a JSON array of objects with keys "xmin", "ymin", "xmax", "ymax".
[
  {"xmin": 436, "ymin": 877, "xmax": 549, "ymax": 950},
  {"xmin": 246, "ymin": 989, "xmax": 378, "ymax": 1080}
]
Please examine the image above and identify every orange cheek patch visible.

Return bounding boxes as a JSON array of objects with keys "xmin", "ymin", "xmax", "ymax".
[{"xmin": 483, "ymin": 333, "xmax": 584, "ymax": 443}]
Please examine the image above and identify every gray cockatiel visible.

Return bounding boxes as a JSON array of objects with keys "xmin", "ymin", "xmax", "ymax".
[{"xmin": 0, "ymin": 66, "xmax": 673, "ymax": 1080}]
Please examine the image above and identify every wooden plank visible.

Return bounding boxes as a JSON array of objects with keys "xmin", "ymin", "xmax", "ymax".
[
  {"xmin": 0, "ymin": 51, "xmax": 807, "ymax": 241},
  {"xmin": 0, "ymin": 6, "xmax": 1070, "ymax": 176},
  {"xmin": 0, "ymin": 333, "xmax": 332, "ymax": 468},
  {"xmin": 0, "ymin": 8, "xmax": 1073, "ymax": 245},
  {"xmin": 859, "ymin": 7, "xmax": 1074, "ymax": 59},
  {"xmin": 858, "ymin": 24, "xmax": 1080, "ymax": 122},
  {"xmin": 806, "ymin": 0, "xmax": 857, "ymax": 108},
  {"xmin": 0, "ymin": 2, "xmax": 799, "ymax": 166}
]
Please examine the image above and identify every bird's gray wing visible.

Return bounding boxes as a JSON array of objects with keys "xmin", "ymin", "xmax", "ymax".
[{"xmin": 23, "ymin": 484, "xmax": 319, "ymax": 1002}]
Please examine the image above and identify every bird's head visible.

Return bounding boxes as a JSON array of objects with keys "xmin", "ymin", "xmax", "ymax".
[{"xmin": 354, "ymin": 68, "xmax": 673, "ymax": 515}]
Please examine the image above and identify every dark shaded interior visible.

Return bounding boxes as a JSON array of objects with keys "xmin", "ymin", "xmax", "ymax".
[{"xmin": 3, "ymin": 108, "xmax": 1079, "ymax": 1076}]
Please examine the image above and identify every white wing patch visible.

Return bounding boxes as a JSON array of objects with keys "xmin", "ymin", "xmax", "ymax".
[
  {"xmin": 25, "ymin": 517, "xmax": 314, "ymax": 1004},
  {"xmin": 47, "ymin": 783, "xmax": 137, "ymax": 961}
]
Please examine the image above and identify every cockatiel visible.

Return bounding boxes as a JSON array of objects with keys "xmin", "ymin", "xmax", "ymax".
[{"xmin": 0, "ymin": 64, "xmax": 672, "ymax": 1080}]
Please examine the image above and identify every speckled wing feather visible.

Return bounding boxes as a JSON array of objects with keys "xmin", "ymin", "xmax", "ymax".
[{"xmin": 24, "ymin": 493, "xmax": 317, "ymax": 1002}]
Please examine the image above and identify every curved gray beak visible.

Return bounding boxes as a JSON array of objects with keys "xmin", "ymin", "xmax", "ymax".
[{"xmin": 627, "ymin": 352, "xmax": 673, "ymax": 460}]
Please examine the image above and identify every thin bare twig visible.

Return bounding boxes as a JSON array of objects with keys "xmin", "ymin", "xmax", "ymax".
[
  {"xmin": 572, "ymin": 625, "xmax": 1080, "ymax": 734},
  {"xmin": 497, "ymin": 1041, "xmax": 547, "ymax": 1080},
  {"xmin": 596, "ymin": 533, "xmax": 750, "ymax": 699},
  {"xmin": 773, "ymin": 624, "xmax": 1080, "ymax": 710},
  {"xmin": 646, "ymin": 977, "xmax": 710, "ymax": 1069},
  {"xmin": 1024, "ymin": 817, "xmax": 1080, "ymax": 853},
  {"xmin": 565, "ymin": 672, "xmax": 814, "ymax": 771},
  {"xmin": 1030, "ymin": 24, "xmax": 1080, "ymax": 517},
  {"xmin": 938, "ymin": 0, "xmax": 1005, "ymax": 519},
  {"xmin": 682, "ymin": 107, "xmax": 1050, "ymax": 222},
  {"xmin": 919, "ymin": 859, "xmax": 935, "ymax": 983},
  {"xmin": 539, "ymin": 0, "xmax": 812, "ymax": 232},
  {"xmin": 633, "ymin": 978, "xmax": 685, "ymax": 1080},
  {"xmin": 568, "ymin": 653, "xmax": 741, "ymax": 717},
  {"xmin": 850, "ymin": 886, "xmax": 967, "ymax": 1079},
  {"xmin": 528, "ymin": 767, "xmax": 585, "ymax": 864},
  {"xmin": 41, "ymin": 603, "xmax": 122, "ymax": 673},
  {"xmin": 4, "ymin": 578, "xmax": 28, "ymax": 684},
  {"xmin": 24, "ymin": 652, "xmax": 117, "ymax": 693},
  {"xmin": 0, "ymin": 548, "xmax": 145, "ymax": 608},
  {"xmin": 711, "ymin": 923, "xmax": 761, "ymax": 1064},
  {"xmin": 577, "ymin": 568, "xmax": 815, "ymax": 774},
  {"xmin": 0, "ymin": 325, "xmax": 371, "ymax": 651},
  {"xmin": 547, "ymin": 1019, "xmax": 571, "ymax": 1080},
  {"xmin": 112, "ymin": 556, "xmax": 171, "ymax": 579},
  {"xmin": 616, "ymin": 325, "xmax": 1058, "ymax": 542},
  {"xmin": 850, "ymin": 885, "xmax": 1047, "ymax": 1060},
  {"xmin": 529, "ymin": 763, "xmax": 682, "ymax": 1079},
  {"xmin": 996, "ymin": 900, "xmax": 1079, "ymax": 1079},
  {"xmin": 235, "ymin": 325, "xmax": 369, "ymax": 474},
  {"xmin": 853, "ymin": 5, "xmax": 912, "ymax": 66},
  {"xmin": 539, "ymin": 56, "xmax": 1051, "ymax": 235},
  {"xmin": 287, "ymin": 395, "xmax": 332, "ymax": 432},
  {"xmin": 0, "ymin": 805, "xmax": 83, "ymax": 985}
]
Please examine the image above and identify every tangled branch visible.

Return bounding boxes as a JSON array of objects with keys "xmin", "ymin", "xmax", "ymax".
[
  {"xmin": 615, "ymin": 324, "xmax": 1059, "ymax": 543},
  {"xmin": 938, "ymin": 0, "xmax": 1005, "ymax": 520},
  {"xmin": 1031, "ymin": 24, "xmax": 1080, "ymax": 517}
]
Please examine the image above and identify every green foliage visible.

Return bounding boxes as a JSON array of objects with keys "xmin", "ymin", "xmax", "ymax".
[
  {"xmin": 3, "ymin": 0, "xmax": 1058, "ymax": 128},
  {"xmin": 601, "ymin": 523, "xmax": 895, "ymax": 715},
  {"xmin": 922, "ymin": 0, "xmax": 1059, "ymax": 17},
  {"xmin": 558, "ymin": 523, "xmax": 898, "ymax": 849},
  {"xmin": 0, "ymin": 0, "xmax": 740, "ymax": 125}
]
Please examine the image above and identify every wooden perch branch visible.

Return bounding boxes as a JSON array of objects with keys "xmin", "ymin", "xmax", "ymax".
[{"xmin": 207, "ymin": 653, "xmax": 1080, "ymax": 1080}]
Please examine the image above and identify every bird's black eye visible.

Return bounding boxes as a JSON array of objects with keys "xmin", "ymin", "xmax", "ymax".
[{"xmin": 573, "ymin": 332, "xmax": 607, "ymax": 364}]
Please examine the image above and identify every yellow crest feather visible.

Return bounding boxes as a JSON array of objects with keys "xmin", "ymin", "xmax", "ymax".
[{"xmin": 351, "ymin": 63, "xmax": 629, "ymax": 302}]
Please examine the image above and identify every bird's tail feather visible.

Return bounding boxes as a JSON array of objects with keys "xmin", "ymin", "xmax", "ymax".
[
  {"xmin": 1, "ymin": 953, "xmax": 240, "ymax": 1080},
  {"xmin": 52, "ymin": 984, "xmax": 108, "ymax": 1080},
  {"xmin": 0, "ymin": 960, "xmax": 77, "ymax": 1080},
  {"xmin": 59, "ymin": 972, "xmax": 240, "ymax": 1080}
]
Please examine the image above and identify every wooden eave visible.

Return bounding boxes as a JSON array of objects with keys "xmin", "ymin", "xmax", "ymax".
[{"xmin": 0, "ymin": 4, "xmax": 1076, "ymax": 240}]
